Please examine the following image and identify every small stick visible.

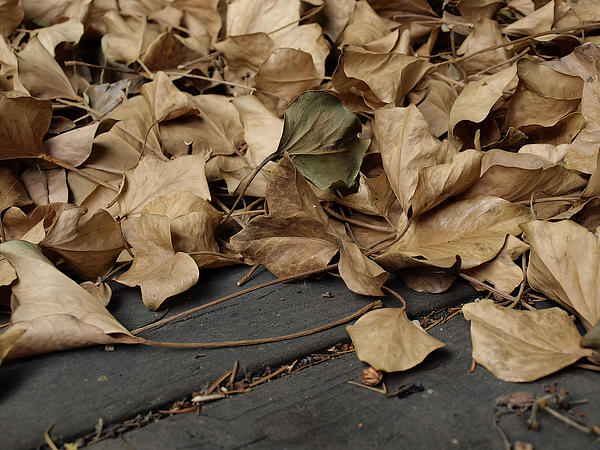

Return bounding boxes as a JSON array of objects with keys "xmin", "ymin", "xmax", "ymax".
[
  {"xmin": 212, "ymin": 197, "xmax": 244, "ymax": 227},
  {"xmin": 541, "ymin": 404, "xmax": 593, "ymax": 434},
  {"xmin": 37, "ymin": 154, "xmax": 119, "ymax": 192},
  {"xmin": 347, "ymin": 381, "xmax": 387, "ymax": 395},
  {"xmin": 44, "ymin": 425, "xmax": 59, "ymax": 450},
  {"xmin": 470, "ymin": 359, "xmax": 477, "ymax": 373},
  {"xmin": 220, "ymin": 154, "xmax": 278, "ymax": 225},
  {"xmin": 137, "ymin": 300, "xmax": 381, "ymax": 349},
  {"xmin": 381, "ymin": 285, "xmax": 407, "ymax": 312},
  {"xmin": 493, "ymin": 411, "xmax": 513, "ymax": 450},
  {"xmin": 132, "ymin": 263, "xmax": 339, "ymax": 335},
  {"xmin": 206, "ymin": 370, "xmax": 232, "ymax": 395},
  {"xmin": 323, "ymin": 206, "xmax": 394, "ymax": 232},
  {"xmin": 237, "ymin": 263, "xmax": 260, "ymax": 286},
  {"xmin": 509, "ymin": 254, "xmax": 528, "ymax": 309},
  {"xmin": 164, "ymin": 71, "xmax": 256, "ymax": 91},
  {"xmin": 228, "ymin": 360, "xmax": 239, "ymax": 389},
  {"xmin": 249, "ymin": 365, "xmax": 287, "ymax": 387},
  {"xmin": 435, "ymin": 23, "xmax": 600, "ymax": 67},
  {"xmin": 459, "ymin": 273, "xmax": 520, "ymax": 304},
  {"xmin": 158, "ymin": 405, "xmax": 198, "ymax": 415}
]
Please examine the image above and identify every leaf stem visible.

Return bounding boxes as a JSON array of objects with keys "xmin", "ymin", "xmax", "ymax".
[
  {"xmin": 37, "ymin": 154, "xmax": 119, "ymax": 192},
  {"xmin": 131, "ymin": 263, "xmax": 339, "ymax": 335},
  {"xmin": 137, "ymin": 300, "xmax": 381, "ymax": 349}
]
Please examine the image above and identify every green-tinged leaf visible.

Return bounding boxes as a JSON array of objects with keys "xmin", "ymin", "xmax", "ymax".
[{"xmin": 276, "ymin": 90, "xmax": 369, "ymax": 190}]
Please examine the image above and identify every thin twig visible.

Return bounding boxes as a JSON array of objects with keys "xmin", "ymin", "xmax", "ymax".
[
  {"xmin": 163, "ymin": 71, "xmax": 256, "ymax": 91},
  {"xmin": 459, "ymin": 273, "xmax": 519, "ymax": 304},
  {"xmin": 541, "ymin": 404, "xmax": 593, "ymax": 434},
  {"xmin": 44, "ymin": 425, "xmax": 59, "ymax": 450},
  {"xmin": 37, "ymin": 154, "xmax": 119, "ymax": 192},
  {"xmin": 381, "ymin": 286, "xmax": 407, "ymax": 312},
  {"xmin": 228, "ymin": 360, "xmax": 239, "ymax": 389},
  {"xmin": 206, "ymin": 370, "xmax": 232, "ymax": 395},
  {"xmin": 347, "ymin": 381, "xmax": 387, "ymax": 395},
  {"xmin": 132, "ymin": 264, "xmax": 339, "ymax": 334},
  {"xmin": 323, "ymin": 206, "xmax": 394, "ymax": 232},
  {"xmin": 435, "ymin": 23, "xmax": 600, "ymax": 67},
  {"xmin": 249, "ymin": 365, "xmax": 288, "ymax": 387},
  {"xmin": 268, "ymin": 4, "xmax": 325, "ymax": 35},
  {"xmin": 137, "ymin": 300, "xmax": 382, "ymax": 349},
  {"xmin": 237, "ymin": 263, "xmax": 260, "ymax": 286},
  {"xmin": 493, "ymin": 411, "xmax": 513, "ymax": 450}
]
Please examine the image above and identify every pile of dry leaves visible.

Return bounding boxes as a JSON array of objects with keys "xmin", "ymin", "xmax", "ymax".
[{"xmin": 1, "ymin": 0, "xmax": 600, "ymax": 384}]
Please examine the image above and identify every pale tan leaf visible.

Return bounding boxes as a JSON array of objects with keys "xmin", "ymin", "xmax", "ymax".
[
  {"xmin": 372, "ymin": 104, "xmax": 444, "ymax": 214},
  {"xmin": 461, "ymin": 149, "xmax": 586, "ymax": 202},
  {"xmin": 410, "ymin": 149, "xmax": 483, "ymax": 217},
  {"xmin": 0, "ymin": 240, "xmax": 137, "ymax": 359},
  {"xmin": 21, "ymin": 167, "xmax": 68, "ymax": 206},
  {"xmin": 274, "ymin": 24, "xmax": 330, "ymax": 78},
  {"xmin": 0, "ymin": 328, "xmax": 25, "ymax": 365},
  {"xmin": 117, "ymin": 155, "xmax": 210, "ymax": 218},
  {"xmin": 347, "ymin": 308, "xmax": 445, "ymax": 372},
  {"xmin": 213, "ymin": 33, "xmax": 274, "ymax": 79},
  {"xmin": 340, "ymin": 46, "xmax": 431, "ymax": 105},
  {"xmin": 521, "ymin": 220, "xmax": 600, "ymax": 330},
  {"xmin": 0, "ymin": 0, "xmax": 24, "ymax": 36},
  {"xmin": 0, "ymin": 166, "xmax": 32, "ymax": 212},
  {"xmin": 17, "ymin": 37, "xmax": 77, "ymax": 100},
  {"xmin": 186, "ymin": 94, "xmax": 245, "ymax": 156},
  {"xmin": 255, "ymin": 48, "xmax": 320, "ymax": 110},
  {"xmin": 226, "ymin": 0, "xmax": 299, "ymax": 39},
  {"xmin": 449, "ymin": 65, "xmax": 516, "ymax": 147},
  {"xmin": 464, "ymin": 235, "xmax": 529, "ymax": 295},
  {"xmin": 376, "ymin": 196, "xmax": 530, "ymax": 271},
  {"xmin": 232, "ymin": 95, "xmax": 283, "ymax": 166},
  {"xmin": 39, "ymin": 207, "xmax": 124, "ymax": 279},
  {"xmin": 115, "ymin": 215, "xmax": 199, "ymax": 310},
  {"xmin": 463, "ymin": 300, "xmax": 593, "ymax": 382},
  {"xmin": 23, "ymin": 168, "xmax": 67, "ymax": 206},
  {"xmin": 457, "ymin": 18, "xmax": 506, "ymax": 74},
  {"xmin": 34, "ymin": 18, "xmax": 84, "ymax": 56},
  {"xmin": 22, "ymin": 0, "xmax": 90, "ymax": 27},
  {"xmin": 0, "ymin": 91, "xmax": 51, "ymax": 160},
  {"xmin": 79, "ymin": 281, "xmax": 112, "ymax": 307},
  {"xmin": 44, "ymin": 122, "xmax": 99, "ymax": 167},
  {"xmin": 339, "ymin": 240, "xmax": 388, "ymax": 296}
]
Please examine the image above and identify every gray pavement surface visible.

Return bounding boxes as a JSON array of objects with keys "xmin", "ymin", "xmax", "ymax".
[
  {"xmin": 0, "ymin": 265, "xmax": 477, "ymax": 449},
  {"xmin": 89, "ymin": 315, "xmax": 600, "ymax": 450}
]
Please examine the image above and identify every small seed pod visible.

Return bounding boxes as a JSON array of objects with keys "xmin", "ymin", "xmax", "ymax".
[{"xmin": 361, "ymin": 366, "xmax": 382, "ymax": 386}]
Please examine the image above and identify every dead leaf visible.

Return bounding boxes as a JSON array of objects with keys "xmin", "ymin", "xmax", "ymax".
[
  {"xmin": 276, "ymin": 91, "xmax": 369, "ymax": 190},
  {"xmin": 0, "ymin": 328, "xmax": 25, "ymax": 365},
  {"xmin": 17, "ymin": 37, "xmax": 77, "ymax": 100},
  {"xmin": 0, "ymin": 240, "xmax": 137, "ymax": 359},
  {"xmin": 116, "ymin": 154, "xmax": 210, "ymax": 218},
  {"xmin": 461, "ymin": 149, "xmax": 587, "ymax": 202},
  {"xmin": 521, "ymin": 220, "xmax": 600, "ymax": 330},
  {"xmin": 463, "ymin": 300, "xmax": 593, "ymax": 382},
  {"xmin": 231, "ymin": 157, "xmax": 338, "ymax": 277},
  {"xmin": 0, "ymin": 91, "xmax": 52, "ymax": 160},
  {"xmin": 0, "ymin": 0, "xmax": 24, "ymax": 36},
  {"xmin": 346, "ymin": 307, "xmax": 445, "ymax": 372},
  {"xmin": 115, "ymin": 214, "xmax": 199, "ymax": 310},
  {"xmin": 337, "ymin": 46, "xmax": 431, "ymax": 105},
  {"xmin": 376, "ymin": 196, "xmax": 530, "ymax": 271},
  {"xmin": 0, "ymin": 166, "xmax": 32, "ymax": 212},
  {"xmin": 39, "ymin": 207, "xmax": 124, "ymax": 279},
  {"xmin": 464, "ymin": 235, "xmax": 529, "ymax": 295},
  {"xmin": 338, "ymin": 239, "xmax": 388, "ymax": 296}
]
